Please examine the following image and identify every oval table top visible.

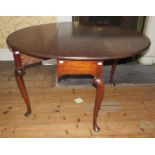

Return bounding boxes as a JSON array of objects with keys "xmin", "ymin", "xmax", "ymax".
[{"xmin": 7, "ymin": 22, "xmax": 151, "ymax": 60}]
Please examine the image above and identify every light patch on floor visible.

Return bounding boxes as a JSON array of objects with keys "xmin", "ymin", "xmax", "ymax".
[{"xmin": 139, "ymin": 121, "xmax": 155, "ymax": 132}]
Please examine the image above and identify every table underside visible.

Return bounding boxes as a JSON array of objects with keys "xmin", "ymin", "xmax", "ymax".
[{"xmin": 12, "ymin": 51, "xmax": 119, "ymax": 132}]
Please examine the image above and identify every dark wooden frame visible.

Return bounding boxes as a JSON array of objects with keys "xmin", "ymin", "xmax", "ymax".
[
  {"xmin": 7, "ymin": 22, "xmax": 150, "ymax": 132},
  {"xmin": 12, "ymin": 51, "xmax": 106, "ymax": 132},
  {"xmin": 13, "ymin": 51, "xmax": 44, "ymax": 116}
]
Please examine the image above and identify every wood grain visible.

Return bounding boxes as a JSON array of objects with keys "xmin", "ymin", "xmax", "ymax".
[
  {"xmin": 57, "ymin": 59, "xmax": 104, "ymax": 131},
  {"xmin": 6, "ymin": 22, "xmax": 150, "ymax": 60},
  {"xmin": 0, "ymin": 62, "xmax": 155, "ymax": 137},
  {"xmin": 57, "ymin": 59, "xmax": 101, "ymax": 79}
]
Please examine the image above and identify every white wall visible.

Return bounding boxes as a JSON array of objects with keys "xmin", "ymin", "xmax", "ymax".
[
  {"xmin": 140, "ymin": 16, "xmax": 155, "ymax": 65},
  {"xmin": 0, "ymin": 16, "xmax": 72, "ymax": 62},
  {"xmin": 56, "ymin": 16, "xmax": 72, "ymax": 22},
  {"xmin": 0, "ymin": 49, "xmax": 13, "ymax": 61}
]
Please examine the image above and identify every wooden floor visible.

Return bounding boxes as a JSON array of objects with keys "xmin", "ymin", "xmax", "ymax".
[{"xmin": 0, "ymin": 62, "xmax": 155, "ymax": 137}]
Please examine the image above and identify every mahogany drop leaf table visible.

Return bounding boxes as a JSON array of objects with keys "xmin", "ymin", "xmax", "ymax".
[{"xmin": 6, "ymin": 22, "xmax": 150, "ymax": 132}]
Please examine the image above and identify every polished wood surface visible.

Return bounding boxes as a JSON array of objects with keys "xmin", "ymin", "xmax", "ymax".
[
  {"xmin": 1, "ymin": 62, "xmax": 155, "ymax": 138},
  {"xmin": 57, "ymin": 59, "xmax": 104, "ymax": 131},
  {"xmin": 92, "ymin": 62, "xmax": 104, "ymax": 132},
  {"xmin": 13, "ymin": 51, "xmax": 32, "ymax": 116},
  {"xmin": 6, "ymin": 22, "xmax": 151, "ymax": 132},
  {"xmin": 57, "ymin": 60, "xmax": 101, "ymax": 78},
  {"xmin": 7, "ymin": 22, "xmax": 150, "ymax": 60}
]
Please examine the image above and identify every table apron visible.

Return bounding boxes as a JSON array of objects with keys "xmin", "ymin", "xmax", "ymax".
[{"xmin": 57, "ymin": 59, "xmax": 103, "ymax": 79}]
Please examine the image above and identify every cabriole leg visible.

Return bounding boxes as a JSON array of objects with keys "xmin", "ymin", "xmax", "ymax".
[
  {"xmin": 93, "ymin": 78, "xmax": 105, "ymax": 132},
  {"xmin": 93, "ymin": 61, "xmax": 105, "ymax": 132},
  {"xmin": 15, "ymin": 68, "xmax": 31, "ymax": 116},
  {"xmin": 13, "ymin": 51, "xmax": 31, "ymax": 117}
]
